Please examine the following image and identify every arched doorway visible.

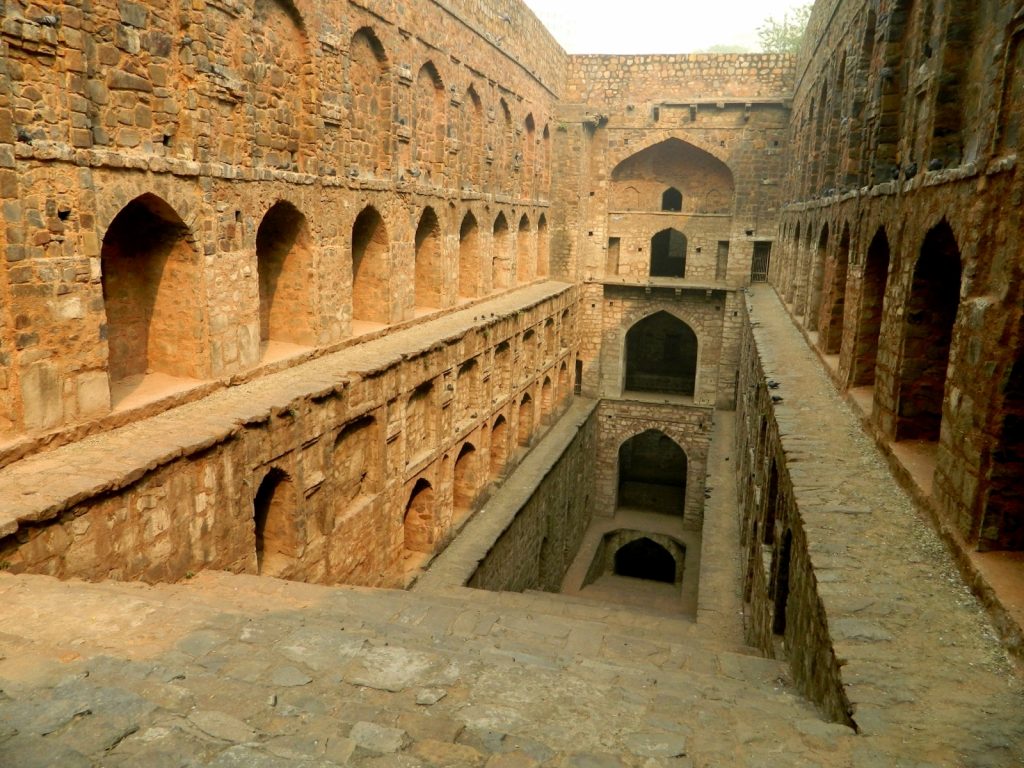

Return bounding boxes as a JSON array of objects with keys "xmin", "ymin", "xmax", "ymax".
[
  {"xmin": 624, "ymin": 312, "xmax": 698, "ymax": 396},
  {"xmin": 453, "ymin": 443, "xmax": 480, "ymax": 519},
  {"xmin": 253, "ymin": 468, "xmax": 298, "ymax": 577},
  {"xmin": 614, "ymin": 538, "xmax": 677, "ymax": 583},
  {"xmin": 650, "ymin": 229, "xmax": 687, "ymax": 277},
  {"xmin": 895, "ymin": 221, "xmax": 962, "ymax": 441},
  {"xmin": 617, "ymin": 430, "xmax": 687, "ymax": 514},
  {"xmin": 517, "ymin": 393, "xmax": 533, "ymax": 446},
  {"xmin": 851, "ymin": 228, "xmax": 890, "ymax": 387},
  {"xmin": 404, "ymin": 478, "xmax": 435, "ymax": 554},
  {"xmin": 101, "ymin": 194, "xmax": 205, "ymax": 396},
  {"xmin": 257, "ymin": 200, "xmax": 315, "ymax": 348}
]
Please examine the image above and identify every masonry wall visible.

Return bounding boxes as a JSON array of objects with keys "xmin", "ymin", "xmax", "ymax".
[
  {"xmin": 0, "ymin": 289, "xmax": 579, "ymax": 586},
  {"xmin": 772, "ymin": 0, "xmax": 1024, "ymax": 553},
  {"xmin": 592, "ymin": 399, "xmax": 711, "ymax": 527},
  {"xmin": 734, "ymin": 308, "xmax": 854, "ymax": 727},
  {"xmin": 466, "ymin": 404, "xmax": 596, "ymax": 593},
  {"xmin": 0, "ymin": 0, "xmax": 566, "ymax": 446}
]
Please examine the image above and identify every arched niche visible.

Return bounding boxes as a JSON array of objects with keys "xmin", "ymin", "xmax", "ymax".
[
  {"xmin": 617, "ymin": 429, "xmax": 687, "ymax": 515},
  {"xmin": 624, "ymin": 311, "xmax": 699, "ymax": 397},
  {"xmin": 610, "ymin": 138, "xmax": 735, "ymax": 213}
]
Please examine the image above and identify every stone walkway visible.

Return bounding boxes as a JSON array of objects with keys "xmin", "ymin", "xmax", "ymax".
[{"xmin": 746, "ymin": 285, "xmax": 1024, "ymax": 765}]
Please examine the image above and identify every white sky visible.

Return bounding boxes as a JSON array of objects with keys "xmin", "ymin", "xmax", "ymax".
[{"xmin": 522, "ymin": 0, "xmax": 808, "ymax": 54}]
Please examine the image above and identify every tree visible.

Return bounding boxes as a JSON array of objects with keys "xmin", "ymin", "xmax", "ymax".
[
  {"xmin": 699, "ymin": 44, "xmax": 754, "ymax": 54},
  {"xmin": 757, "ymin": 3, "xmax": 813, "ymax": 54}
]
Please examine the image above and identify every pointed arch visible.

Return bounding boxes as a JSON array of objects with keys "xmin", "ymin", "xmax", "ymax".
[
  {"xmin": 624, "ymin": 311, "xmax": 698, "ymax": 397},
  {"xmin": 453, "ymin": 442, "xmax": 481, "ymax": 518},
  {"xmin": 819, "ymin": 222, "xmax": 851, "ymax": 354},
  {"xmin": 253, "ymin": 467, "xmax": 299, "ymax": 577},
  {"xmin": 852, "ymin": 227, "xmax": 891, "ymax": 387},
  {"xmin": 517, "ymin": 392, "xmax": 534, "ymax": 446},
  {"xmin": 413, "ymin": 62, "xmax": 446, "ymax": 179},
  {"xmin": 490, "ymin": 414, "xmax": 509, "ymax": 476},
  {"xmin": 617, "ymin": 429, "xmax": 687, "ymax": 515},
  {"xmin": 661, "ymin": 187, "xmax": 683, "ymax": 212},
  {"xmin": 492, "ymin": 212, "xmax": 511, "ymax": 290},
  {"xmin": 461, "ymin": 86, "xmax": 484, "ymax": 186},
  {"xmin": 404, "ymin": 478, "xmax": 436, "ymax": 554},
  {"xmin": 807, "ymin": 223, "xmax": 830, "ymax": 329},
  {"xmin": 536, "ymin": 214, "xmax": 549, "ymax": 278},
  {"xmin": 895, "ymin": 220, "xmax": 962, "ymax": 441},
  {"xmin": 522, "ymin": 113, "xmax": 536, "ymax": 198}
]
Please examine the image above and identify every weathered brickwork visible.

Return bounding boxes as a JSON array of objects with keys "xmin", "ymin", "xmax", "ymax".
[
  {"xmin": 592, "ymin": 399, "xmax": 711, "ymax": 527},
  {"xmin": 0, "ymin": 0, "xmax": 563, "ymax": 444},
  {"xmin": 466, "ymin": 404, "xmax": 596, "ymax": 593},
  {"xmin": 771, "ymin": 0, "xmax": 1024, "ymax": 557},
  {"xmin": 0, "ymin": 287, "xmax": 578, "ymax": 586}
]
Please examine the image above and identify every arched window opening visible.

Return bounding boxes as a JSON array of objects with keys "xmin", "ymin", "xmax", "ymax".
[
  {"xmin": 617, "ymin": 430, "xmax": 687, "ymax": 515},
  {"xmin": 536, "ymin": 214, "xmax": 549, "ymax": 278},
  {"xmin": 819, "ymin": 224, "xmax": 851, "ymax": 355},
  {"xmin": 614, "ymin": 538, "xmax": 677, "ymax": 584},
  {"xmin": 490, "ymin": 415, "xmax": 509, "ymax": 476},
  {"xmin": 253, "ymin": 468, "xmax": 298, "ymax": 577},
  {"xmin": 459, "ymin": 213, "xmax": 480, "ymax": 299},
  {"xmin": 806, "ymin": 224, "xmax": 829, "ymax": 330},
  {"xmin": 517, "ymin": 393, "xmax": 533, "ymax": 446},
  {"xmin": 516, "ymin": 215, "xmax": 532, "ymax": 284},
  {"xmin": 257, "ymin": 201, "xmax": 314, "ymax": 349},
  {"xmin": 980, "ymin": 354, "xmax": 1024, "ymax": 551},
  {"xmin": 492, "ymin": 213, "xmax": 511, "ymax": 290},
  {"xmin": 351, "ymin": 207, "xmax": 390, "ymax": 326},
  {"xmin": 896, "ymin": 221, "xmax": 962, "ymax": 442},
  {"xmin": 453, "ymin": 443, "xmax": 480, "ymax": 519},
  {"xmin": 404, "ymin": 478, "xmax": 435, "ymax": 554},
  {"xmin": 414, "ymin": 208, "xmax": 442, "ymax": 312},
  {"xmin": 852, "ymin": 228, "xmax": 891, "ymax": 387},
  {"xmin": 624, "ymin": 312, "xmax": 698, "ymax": 397},
  {"xmin": 349, "ymin": 28, "xmax": 391, "ymax": 174},
  {"xmin": 650, "ymin": 229, "xmax": 687, "ymax": 278},
  {"xmin": 661, "ymin": 187, "xmax": 683, "ymax": 212},
  {"xmin": 101, "ymin": 194, "xmax": 204, "ymax": 399}
]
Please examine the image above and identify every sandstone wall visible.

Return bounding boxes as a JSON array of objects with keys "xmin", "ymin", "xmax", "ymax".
[
  {"xmin": 772, "ymin": 0, "xmax": 1024, "ymax": 553},
  {"xmin": 0, "ymin": 288, "xmax": 578, "ymax": 586},
  {"xmin": 0, "ymin": 0, "xmax": 566, "ymax": 445},
  {"xmin": 466, "ymin": 404, "xmax": 596, "ymax": 593}
]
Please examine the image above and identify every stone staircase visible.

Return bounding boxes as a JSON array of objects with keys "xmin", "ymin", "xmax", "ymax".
[{"xmin": 0, "ymin": 570, "xmax": 857, "ymax": 768}]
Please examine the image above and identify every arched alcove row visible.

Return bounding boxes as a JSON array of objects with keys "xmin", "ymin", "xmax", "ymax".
[{"xmin": 91, "ymin": 194, "xmax": 556, "ymax": 409}]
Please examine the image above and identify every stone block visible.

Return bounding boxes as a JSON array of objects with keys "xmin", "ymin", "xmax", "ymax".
[{"xmin": 21, "ymin": 361, "xmax": 62, "ymax": 430}]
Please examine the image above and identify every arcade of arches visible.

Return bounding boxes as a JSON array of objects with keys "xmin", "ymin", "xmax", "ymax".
[{"xmin": 1, "ymin": 1, "xmax": 1023, "ymax": 763}]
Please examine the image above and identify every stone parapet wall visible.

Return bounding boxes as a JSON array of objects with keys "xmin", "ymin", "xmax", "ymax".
[{"xmin": 0, "ymin": 284, "xmax": 578, "ymax": 586}]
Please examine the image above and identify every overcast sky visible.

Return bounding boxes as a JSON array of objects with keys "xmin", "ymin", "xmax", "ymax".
[{"xmin": 523, "ymin": 0, "xmax": 809, "ymax": 54}]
